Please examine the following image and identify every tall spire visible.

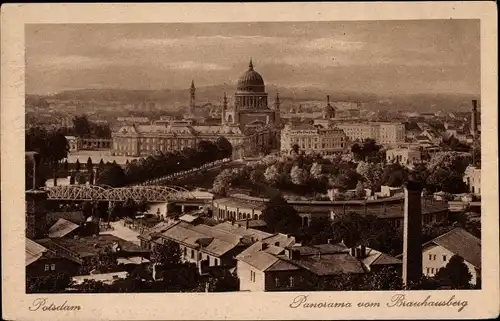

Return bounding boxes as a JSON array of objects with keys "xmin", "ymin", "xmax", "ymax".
[
  {"xmin": 249, "ymin": 58, "xmax": 254, "ymax": 71},
  {"xmin": 191, "ymin": 80, "xmax": 195, "ymax": 89},
  {"xmin": 275, "ymin": 91, "xmax": 281, "ymax": 111},
  {"xmin": 223, "ymin": 92, "xmax": 228, "ymax": 106},
  {"xmin": 327, "ymin": 95, "xmax": 331, "ymax": 106}
]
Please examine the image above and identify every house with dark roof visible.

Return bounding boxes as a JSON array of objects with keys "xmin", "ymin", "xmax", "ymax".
[
  {"xmin": 236, "ymin": 240, "xmax": 401, "ymax": 292},
  {"xmin": 48, "ymin": 218, "xmax": 80, "ymax": 238},
  {"xmin": 422, "ymin": 227, "xmax": 481, "ymax": 285},
  {"xmin": 35, "ymin": 235, "xmax": 149, "ymax": 275},
  {"xmin": 26, "ymin": 238, "xmax": 81, "ymax": 281},
  {"xmin": 138, "ymin": 218, "xmax": 275, "ymax": 275}
]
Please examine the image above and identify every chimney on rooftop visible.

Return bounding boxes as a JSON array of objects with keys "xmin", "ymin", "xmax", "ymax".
[
  {"xmin": 355, "ymin": 247, "xmax": 361, "ymax": 258},
  {"xmin": 360, "ymin": 245, "xmax": 366, "ymax": 258},
  {"xmin": 402, "ymin": 179, "xmax": 424, "ymax": 287}
]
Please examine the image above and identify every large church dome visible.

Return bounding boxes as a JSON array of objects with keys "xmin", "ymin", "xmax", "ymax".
[{"xmin": 237, "ymin": 59, "xmax": 265, "ymax": 93}]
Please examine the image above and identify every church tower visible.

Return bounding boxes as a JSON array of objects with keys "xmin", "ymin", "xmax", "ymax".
[
  {"xmin": 189, "ymin": 80, "xmax": 196, "ymax": 115},
  {"xmin": 274, "ymin": 91, "xmax": 281, "ymax": 112},
  {"xmin": 322, "ymin": 95, "xmax": 336, "ymax": 119}
]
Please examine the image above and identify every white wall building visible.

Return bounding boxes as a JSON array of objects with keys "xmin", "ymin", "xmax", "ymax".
[
  {"xmin": 422, "ymin": 228, "xmax": 481, "ymax": 286},
  {"xmin": 335, "ymin": 122, "xmax": 405, "ymax": 147},
  {"xmin": 463, "ymin": 165, "xmax": 481, "ymax": 195},
  {"xmin": 280, "ymin": 123, "xmax": 346, "ymax": 156},
  {"xmin": 386, "ymin": 148, "xmax": 422, "ymax": 167}
]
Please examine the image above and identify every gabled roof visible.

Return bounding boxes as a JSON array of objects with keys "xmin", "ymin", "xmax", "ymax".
[
  {"xmin": 26, "ymin": 238, "xmax": 48, "ymax": 266},
  {"xmin": 48, "ymin": 218, "xmax": 79, "ymax": 238},
  {"xmin": 424, "ymin": 227, "xmax": 481, "ymax": 269},
  {"xmin": 240, "ymin": 251, "xmax": 280, "ymax": 271}
]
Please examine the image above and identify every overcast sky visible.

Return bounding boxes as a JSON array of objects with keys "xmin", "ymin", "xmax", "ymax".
[{"xmin": 26, "ymin": 20, "xmax": 480, "ymax": 96}]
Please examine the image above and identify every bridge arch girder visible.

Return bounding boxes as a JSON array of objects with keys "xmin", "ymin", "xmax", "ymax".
[
  {"xmin": 46, "ymin": 184, "xmax": 195, "ymax": 202},
  {"xmin": 45, "ymin": 184, "xmax": 108, "ymax": 201}
]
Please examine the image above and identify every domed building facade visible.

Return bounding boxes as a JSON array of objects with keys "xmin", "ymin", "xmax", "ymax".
[
  {"xmin": 112, "ymin": 59, "xmax": 280, "ymax": 159},
  {"xmin": 223, "ymin": 59, "xmax": 279, "ymax": 130}
]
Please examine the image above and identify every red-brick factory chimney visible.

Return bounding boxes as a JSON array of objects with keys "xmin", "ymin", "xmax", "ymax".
[{"xmin": 402, "ymin": 179, "xmax": 423, "ymax": 287}]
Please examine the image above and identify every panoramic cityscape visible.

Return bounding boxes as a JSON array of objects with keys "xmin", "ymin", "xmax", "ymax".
[{"xmin": 25, "ymin": 20, "xmax": 481, "ymax": 293}]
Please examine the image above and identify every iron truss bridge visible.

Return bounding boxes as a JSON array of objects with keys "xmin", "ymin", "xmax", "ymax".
[{"xmin": 44, "ymin": 184, "xmax": 196, "ymax": 202}]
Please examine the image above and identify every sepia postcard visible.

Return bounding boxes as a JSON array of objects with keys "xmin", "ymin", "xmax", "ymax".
[{"xmin": 1, "ymin": 2, "xmax": 498, "ymax": 320}]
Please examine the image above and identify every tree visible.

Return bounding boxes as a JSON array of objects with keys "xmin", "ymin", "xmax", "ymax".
[
  {"xmin": 434, "ymin": 255, "xmax": 473, "ymax": 289},
  {"xmin": 26, "ymin": 272, "xmax": 72, "ymax": 293},
  {"xmin": 290, "ymin": 165, "xmax": 309, "ymax": 185},
  {"xmin": 334, "ymin": 212, "xmax": 402, "ymax": 255},
  {"xmin": 356, "ymin": 161, "xmax": 371, "ymax": 177},
  {"xmin": 215, "ymin": 136, "xmax": 233, "ymax": 159},
  {"xmin": 72, "ymin": 115, "xmax": 92, "ymax": 138},
  {"xmin": 382, "ymin": 163, "xmax": 408, "ymax": 187},
  {"xmin": 291, "ymin": 144, "xmax": 300, "ymax": 155},
  {"xmin": 355, "ymin": 181, "xmax": 366, "ymax": 199},
  {"xmin": 262, "ymin": 194, "xmax": 301, "ymax": 234},
  {"xmin": 426, "ymin": 168, "xmax": 468, "ymax": 194},
  {"xmin": 197, "ymin": 140, "xmax": 219, "ymax": 163},
  {"xmin": 80, "ymin": 246, "xmax": 118, "ymax": 275},
  {"xmin": 249, "ymin": 169, "xmax": 265, "ymax": 184},
  {"xmin": 264, "ymin": 165, "xmax": 282, "ymax": 185},
  {"xmin": 150, "ymin": 241, "xmax": 182, "ymax": 268},
  {"xmin": 86, "ymin": 157, "xmax": 93, "ymax": 172},
  {"xmin": 332, "ymin": 168, "xmax": 360, "ymax": 191},
  {"xmin": 359, "ymin": 266, "xmax": 403, "ymax": 290},
  {"xmin": 122, "ymin": 198, "xmax": 138, "ymax": 218},
  {"xmin": 351, "ymin": 138, "xmax": 383, "ymax": 161},
  {"xmin": 75, "ymin": 159, "xmax": 81, "ymax": 172},
  {"xmin": 96, "ymin": 163, "xmax": 126, "ymax": 187},
  {"xmin": 427, "ymin": 151, "xmax": 471, "ymax": 174},
  {"xmin": 212, "ymin": 169, "xmax": 236, "ymax": 196},
  {"xmin": 303, "ymin": 217, "xmax": 334, "ymax": 244},
  {"xmin": 310, "ymin": 162, "xmax": 323, "ymax": 180}
]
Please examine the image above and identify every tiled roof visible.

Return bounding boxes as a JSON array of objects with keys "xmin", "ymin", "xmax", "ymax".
[
  {"xmin": 360, "ymin": 247, "xmax": 401, "ymax": 268},
  {"xmin": 48, "ymin": 218, "xmax": 79, "ymax": 238},
  {"xmin": 427, "ymin": 227, "xmax": 481, "ymax": 269},
  {"xmin": 266, "ymin": 259, "xmax": 302, "ymax": 271},
  {"xmin": 213, "ymin": 222, "xmax": 271, "ymax": 241},
  {"xmin": 26, "ymin": 238, "xmax": 48, "ymax": 266},
  {"xmin": 138, "ymin": 221, "xmax": 177, "ymax": 241},
  {"xmin": 279, "ymin": 253, "xmax": 366, "ymax": 276},
  {"xmin": 157, "ymin": 221, "xmax": 271, "ymax": 257},
  {"xmin": 37, "ymin": 235, "xmax": 148, "ymax": 259},
  {"xmin": 213, "ymin": 197, "xmax": 266, "ymax": 211},
  {"xmin": 239, "ymin": 251, "xmax": 279, "ymax": 271}
]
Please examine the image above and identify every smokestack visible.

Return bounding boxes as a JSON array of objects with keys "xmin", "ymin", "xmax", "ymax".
[
  {"xmin": 471, "ymin": 100, "xmax": 478, "ymax": 138},
  {"xmin": 402, "ymin": 179, "xmax": 424, "ymax": 287},
  {"xmin": 26, "ymin": 152, "xmax": 41, "ymax": 190}
]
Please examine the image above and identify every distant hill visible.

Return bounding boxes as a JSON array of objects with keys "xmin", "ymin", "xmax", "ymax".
[{"xmin": 33, "ymin": 86, "xmax": 479, "ymax": 112}]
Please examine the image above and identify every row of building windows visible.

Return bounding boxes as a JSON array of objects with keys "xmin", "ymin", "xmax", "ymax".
[
  {"xmin": 426, "ymin": 267, "xmax": 440, "ymax": 275},
  {"xmin": 274, "ymin": 276, "xmax": 295, "ymax": 288},
  {"xmin": 182, "ymin": 246, "xmax": 220, "ymax": 265},
  {"xmin": 44, "ymin": 264, "xmax": 56, "ymax": 271},
  {"xmin": 428, "ymin": 254, "xmax": 447, "ymax": 262}
]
